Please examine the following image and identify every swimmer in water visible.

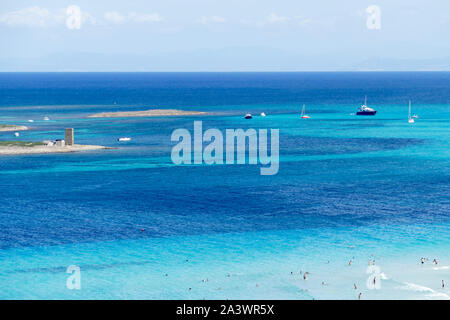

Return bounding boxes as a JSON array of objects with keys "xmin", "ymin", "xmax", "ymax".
[
  {"xmin": 442, "ymin": 280, "xmax": 445, "ymax": 289},
  {"xmin": 358, "ymin": 292, "xmax": 362, "ymax": 300},
  {"xmin": 303, "ymin": 272, "xmax": 309, "ymax": 280},
  {"xmin": 433, "ymin": 259, "xmax": 438, "ymax": 265},
  {"xmin": 354, "ymin": 283, "xmax": 358, "ymax": 290},
  {"xmin": 348, "ymin": 260, "xmax": 352, "ymax": 266},
  {"xmin": 421, "ymin": 257, "xmax": 425, "ymax": 264}
]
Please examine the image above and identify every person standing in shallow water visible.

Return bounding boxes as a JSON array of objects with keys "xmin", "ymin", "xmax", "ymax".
[{"xmin": 442, "ymin": 280, "xmax": 445, "ymax": 289}]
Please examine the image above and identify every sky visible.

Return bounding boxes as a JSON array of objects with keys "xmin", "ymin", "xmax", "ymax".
[{"xmin": 0, "ymin": 0, "xmax": 449, "ymax": 71}]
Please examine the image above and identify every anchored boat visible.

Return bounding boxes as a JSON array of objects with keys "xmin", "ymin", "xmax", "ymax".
[
  {"xmin": 356, "ymin": 96, "xmax": 377, "ymax": 116},
  {"xmin": 301, "ymin": 104, "xmax": 310, "ymax": 119},
  {"xmin": 408, "ymin": 100, "xmax": 415, "ymax": 123}
]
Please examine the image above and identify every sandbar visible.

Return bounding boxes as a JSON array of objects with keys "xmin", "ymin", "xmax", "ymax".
[{"xmin": 88, "ymin": 109, "xmax": 207, "ymax": 118}]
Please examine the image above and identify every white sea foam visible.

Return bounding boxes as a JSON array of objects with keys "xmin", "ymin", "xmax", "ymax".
[
  {"xmin": 426, "ymin": 292, "xmax": 450, "ymax": 300},
  {"xmin": 401, "ymin": 282, "xmax": 433, "ymax": 293},
  {"xmin": 432, "ymin": 266, "xmax": 449, "ymax": 270},
  {"xmin": 400, "ymin": 282, "xmax": 450, "ymax": 300},
  {"xmin": 379, "ymin": 272, "xmax": 389, "ymax": 280}
]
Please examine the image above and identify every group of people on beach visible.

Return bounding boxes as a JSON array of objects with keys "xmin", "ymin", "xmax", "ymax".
[
  {"xmin": 177, "ymin": 255, "xmax": 446, "ymax": 299},
  {"xmin": 421, "ymin": 257, "xmax": 445, "ymax": 289},
  {"xmin": 421, "ymin": 257, "xmax": 439, "ymax": 265}
]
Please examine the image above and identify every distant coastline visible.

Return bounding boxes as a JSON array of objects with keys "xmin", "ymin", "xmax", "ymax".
[{"xmin": 88, "ymin": 109, "xmax": 207, "ymax": 118}]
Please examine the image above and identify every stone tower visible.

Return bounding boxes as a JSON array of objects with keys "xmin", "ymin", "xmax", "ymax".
[{"xmin": 65, "ymin": 128, "xmax": 74, "ymax": 146}]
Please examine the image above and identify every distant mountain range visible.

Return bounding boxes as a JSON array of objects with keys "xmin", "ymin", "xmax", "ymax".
[{"xmin": 1, "ymin": 48, "xmax": 449, "ymax": 71}]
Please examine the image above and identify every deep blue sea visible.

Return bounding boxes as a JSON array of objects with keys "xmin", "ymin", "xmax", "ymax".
[{"xmin": 0, "ymin": 72, "xmax": 449, "ymax": 299}]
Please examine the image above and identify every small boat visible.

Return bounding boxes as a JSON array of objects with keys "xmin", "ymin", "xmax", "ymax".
[
  {"xmin": 260, "ymin": 112, "xmax": 266, "ymax": 117},
  {"xmin": 412, "ymin": 114, "xmax": 418, "ymax": 119},
  {"xmin": 28, "ymin": 119, "xmax": 34, "ymax": 123},
  {"xmin": 408, "ymin": 100, "xmax": 415, "ymax": 123},
  {"xmin": 14, "ymin": 132, "xmax": 19, "ymax": 137},
  {"xmin": 356, "ymin": 96, "xmax": 377, "ymax": 115},
  {"xmin": 244, "ymin": 114, "xmax": 252, "ymax": 119},
  {"xmin": 118, "ymin": 137, "xmax": 131, "ymax": 142},
  {"xmin": 43, "ymin": 117, "xmax": 50, "ymax": 121},
  {"xmin": 301, "ymin": 104, "xmax": 310, "ymax": 119}
]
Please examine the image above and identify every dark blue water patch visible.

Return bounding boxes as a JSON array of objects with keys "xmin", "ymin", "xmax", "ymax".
[
  {"xmin": 280, "ymin": 136, "xmax": 425, "ymax": 156},
  {"xmin": 1, "ymin": 72, "xmax": 449, "ymax": 107},
  {"xmin": 0, "ymin": 155, "xmax": 448, "ymax": 249}
]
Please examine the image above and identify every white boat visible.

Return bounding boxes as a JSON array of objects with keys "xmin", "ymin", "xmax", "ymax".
[
  {"xmin": 118, "ymin": 137, "xmax": 131, "ymax": 142},
  {"xmin": 244, "ymin": 114, "xmax": 252, "ymax": 119},
  {"xmin": 408, "ymin": 100, "xmax": 415, "ymax": 123},
  {"xmin": 356, "ymin": 96, "xmax": 377, "ymax": 115},
  {"xmin": 14, "ymin": 132, "xmax": 19, "ymax": 137},
  {"xmin": 43, "ymin": 117, "xmax": 50, "ymax": 121},
  {"xmin": 28, "ymin": 119, "xmax": 34, "ymax": 123},
  {"xmin": 301, "ymin": 104, "xmax": 310, "ymax": 119},
  {"xmin": 260, "ymin": 112, "xmax": 266, "ymax": 117}
]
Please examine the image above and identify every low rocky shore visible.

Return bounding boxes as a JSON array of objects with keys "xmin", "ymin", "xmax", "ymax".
[
  {"xmin": 0, "ymin": 125, "xmax": 29, "ymax": 132},
  {"xmin": 88, "ymin": 109, "xmax": 207, "ymax": 118},
  {"xmin": 0, "ymin": 144, "xmax": 110, "ymax": 155}
]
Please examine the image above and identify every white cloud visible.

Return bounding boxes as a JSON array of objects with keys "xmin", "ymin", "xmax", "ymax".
[
  {"xmin": 0, "ymin": 6, "xmax": 52, "ymax": 27},
  {"xmin": 240, "ymin": 13, "xmax": 293, "ymax": 27},
  {"xmin": 293, "ymin": 16, "xmax": 312, "ymax": 26},
  {"xmin": 104, "ymin": 11, "xmax": 125, "ymax": 24},
  {"xmin": 0, "ymin": 6, "xmax": 96, "ymax": 29},
  {"xmin": 104, "ymin": 11, "xmax": 163, "ymax": 24},
  {"xmin": 128, "ymin": 12, "xmax": 164, "ymax": 23},
  {"xmin": 267, "ymin": 13, "xmax": 290, "ymax": 24},
  {"xmin": 198, "ymin": 15, "xmax": 226, "ymax": 25}
]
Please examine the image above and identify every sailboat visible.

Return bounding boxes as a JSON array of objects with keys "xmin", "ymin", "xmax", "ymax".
[
  {"xmin": 301, "ymin": 104, "xmax": 310, "ymax": 119},
  {"xmin": 408, "ymin": 100, "xmax": 415, "ymax": 123}
]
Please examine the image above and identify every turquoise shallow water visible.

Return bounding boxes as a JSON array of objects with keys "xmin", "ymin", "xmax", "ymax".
[
  {"xmin": 1, "ymin": 224, "xmax": 449, "ymax": 299},
  {"xmin": 0, "ymin": 72, "xmax": 449, "ymax": 299}
]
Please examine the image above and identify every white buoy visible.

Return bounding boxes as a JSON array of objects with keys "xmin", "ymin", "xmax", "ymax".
[{"xmin": 260, "ymin": 112, "xmax": 266, "ymax": 117}]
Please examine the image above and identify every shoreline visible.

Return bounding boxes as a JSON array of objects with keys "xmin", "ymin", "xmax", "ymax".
[
  {"xmin": 0, "ymin": 144, "xmax": 111, "ymax": 155},
  {"xmin": 88, "ymin": 109, "xmax": 207, "ymax": 118},
  {"xmin": 0, "ymin": 125, "xmax": 29, "ymax": 132}
]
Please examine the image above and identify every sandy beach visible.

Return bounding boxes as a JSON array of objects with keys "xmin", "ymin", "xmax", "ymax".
[
  {"xmin": 87, "ymin": 109, "xmax": 207, "ymax": 118},
  {"xmin": 0, "ymin": 125, "xmax": 28, "ymax": 132},
  {"xmin": 0, "ymin": 144, "xmax": 110, "ymax": 155}
]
